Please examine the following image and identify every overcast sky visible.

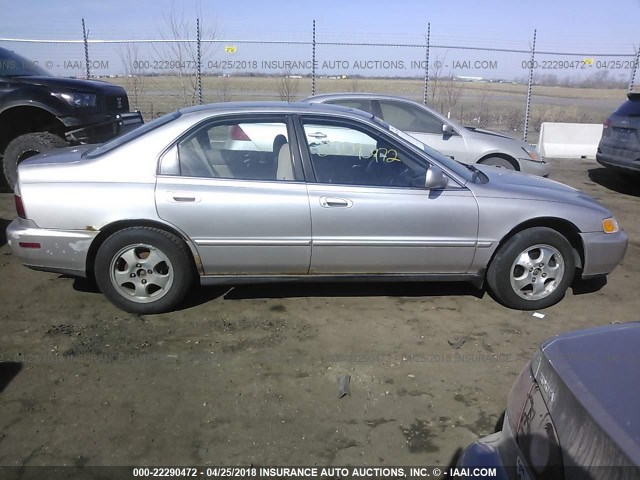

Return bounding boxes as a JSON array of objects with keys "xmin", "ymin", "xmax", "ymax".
[
  {"xmin": 2, "ymin": 0, "xmax": 639, "ymax": 49},
  {"xmin": 1, "ymin": 0, "xmax": 638, "ymax": 78}
]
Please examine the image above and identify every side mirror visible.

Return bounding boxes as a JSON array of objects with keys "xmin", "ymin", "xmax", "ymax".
[
  {"xmin": 442, "ymin": 123, "xmax": 454, "ymax": 134},
  {"xmin": 425, "ymin": 165, "xmax": 449, "ymax": 189}
]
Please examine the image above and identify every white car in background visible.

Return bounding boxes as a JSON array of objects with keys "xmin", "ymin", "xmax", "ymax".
[
  {"xmin": 223, "ymin": 117, "xmax": 377, "ymax": 160},
  {"xmin": 304, "ymin": 93, "xmax": 550, "ymax": 177}
]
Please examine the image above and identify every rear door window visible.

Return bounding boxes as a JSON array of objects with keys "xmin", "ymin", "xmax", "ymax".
[{"xmin": 325, "ymin": 99, "xmax": 373, "ymax": 114}]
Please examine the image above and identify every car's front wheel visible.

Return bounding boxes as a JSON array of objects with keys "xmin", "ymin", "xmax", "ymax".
[
  {"xmin": 486, "ymin": 227, "xmax": 576, "ymax": 310},
  {"xmin": 479, "ymin": 156, "xmax": 516, "ymax": 170},
  {"xmin": 94, "ymin": 227, "xmax": 194, "ymax": 314}
]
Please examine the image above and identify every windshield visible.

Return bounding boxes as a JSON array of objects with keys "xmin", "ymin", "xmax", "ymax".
[
  {"xmin": 386, "ymin": 124, "xmax": 475, "ymax": 182},
  {"xmin": 0, "ymin": 48, "xmax": 49, "ymax": 76},
  {"xmin": 84, "ymin": 111, "xmax": 182, "ymax": 159}
]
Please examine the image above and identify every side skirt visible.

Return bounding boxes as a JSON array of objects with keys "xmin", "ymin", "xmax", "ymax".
[{"xmin": 200, "ymin": 273, "xmax": 483, "ymax": 287}]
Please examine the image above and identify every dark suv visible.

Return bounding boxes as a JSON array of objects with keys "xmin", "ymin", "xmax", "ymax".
[
  {"xmin": 0, "ymin": 47, "xmax": 143, "ymax": 189},
  {"xmin": 596, "ymin": 93, "xmax": 640, "ymax": 175}
]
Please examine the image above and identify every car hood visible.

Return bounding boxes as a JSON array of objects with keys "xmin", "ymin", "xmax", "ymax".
[
  {"xmin": 12, "ymin": 75, "xmax": 127, "ymax": 95},
  {"xmin": 464, "ymin": 126, "xmax": 518, "ymax": 141},
  {"xmin": 472, "ymin": 165, "xmax": 611, "ymax": 214}
]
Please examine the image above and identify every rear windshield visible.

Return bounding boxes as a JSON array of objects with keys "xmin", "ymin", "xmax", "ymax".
[
  {"xmin": 83, "ymin": 111, "xmax": 181, "ymax": 158},
  {"xmin": 614, "ymin": 98, "xmax": 640, "ymax": 117}
]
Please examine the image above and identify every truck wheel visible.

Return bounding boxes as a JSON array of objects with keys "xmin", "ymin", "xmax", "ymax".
[
  {"xmin": 486, "ymin": 227, "xmax": 576, "ymax": 310},
  {"xmin": 3, "ymin": 132, "xmax": 68, "ymax": 190},
  {"xmin": 94, "ymin": 227, "xmax": 194, "ymax": 314}
]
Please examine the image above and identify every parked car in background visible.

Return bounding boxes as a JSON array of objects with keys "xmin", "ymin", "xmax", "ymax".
[
  {"xmin": 0, "ymin": 47, "xmax": 143, "ymax": 190},
  {"xmin": 597, "ymin": 92, "xmax": 640, "ymax": 175},
  {"xmin": 304, "ymin": 93, "xmax": 549, "ymax": 177},
  {"xmin": 7, "ymin": 102, "xmax": 626, "ymax": 314},
  {"xmin": 458, "ymin": 322, "xmax": 640, "ymax": 479}
]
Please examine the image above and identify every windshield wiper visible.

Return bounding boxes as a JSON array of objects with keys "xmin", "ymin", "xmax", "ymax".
[{"xmin": 463, "ymin": 163, "xmax": 481, "ymax": 181}]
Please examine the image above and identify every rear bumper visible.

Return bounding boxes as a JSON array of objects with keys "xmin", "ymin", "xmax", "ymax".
[
  {"xmin": 596, "ymin": 151, "xmax": 640, "ymax": 173},
  {"xmin": 6, "ymin": 218, "xmax": 97, "ymax": 277},
  {"xmin": 518, "ymin": 158, "xmax": 550, "ymax": 177},
  {"xmin": 580, "ymin": 230, "xmax": 628, "ymax": 278}
]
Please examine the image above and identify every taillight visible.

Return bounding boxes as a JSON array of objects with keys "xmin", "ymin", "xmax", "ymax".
[
  {"xmin": 14, "ymin": 194, "xmax": 26, "ymax": 219},
  {"xmin": 230, "ymin": 124, "xmax": 251, "ymax": 141},
  {"xmin": 603, "ymin": 118, "xmax": 611, "ymax": 129}
]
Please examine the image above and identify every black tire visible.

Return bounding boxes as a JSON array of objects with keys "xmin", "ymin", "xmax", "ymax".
[
  {"xmin": 3, "ymin": 132, "xmax": 68, "ymax": 190},
  {"xmin": 94, "ymin": 227, "xmax": 194, "ymax": 314},
  {"xmin": 486, "ymin": 227, "xmax": 576, "ymax": 310},
  {"xmin": 479, "ymin": 156, "xmax": 517, "ymax": 170}
]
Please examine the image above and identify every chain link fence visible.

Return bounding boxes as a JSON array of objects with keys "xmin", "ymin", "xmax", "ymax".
[{"xmin": 1, "ymin": 19, "xmax": 638, "ymax": 143}]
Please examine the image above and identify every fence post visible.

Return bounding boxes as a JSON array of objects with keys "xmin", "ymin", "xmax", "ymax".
[
  {"xmin": 523, "ymin": 29, "xmax": 536, "ymax": 142},
  {"xmin": 312, "ymin": 20, "xmax": 316, "ymax": 97},
  {"xmin": 82, "ymin": 18, "xmax": 90, "ymax": 79},
  {"xmin": 628, "ymin": 45, "xmax": 640, "ymax": 93},
  {"xmin": 423, "ymin": 22, "xmax": 430, "ymax": 105},
  {"xmin": 196, "ymin": 17, "xmax": 203, "ymax": 105}
]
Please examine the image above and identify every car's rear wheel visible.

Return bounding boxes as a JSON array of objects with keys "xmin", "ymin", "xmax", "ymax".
[
  {"xmin": 486, "ymin": 227, "xmax": 575, "ymax": 310},
  {"xmin": 95, "ymin": 227, "xmax": 194, "ymax": 314},
  {"xmin": 479, "ymin": 156, "xmax": 516, "ymax": 170},
  {"xmin": 3, "ymin": 132, "xmax": 68, "ymax": 190}
]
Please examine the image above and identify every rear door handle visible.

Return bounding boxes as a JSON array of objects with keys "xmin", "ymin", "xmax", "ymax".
[
  {"xmin": 319, "ymin": 197, "xmax": 353, "ymax": 208},
  {"xmin": 166, "ymin": 192, "xmax": 200, "ymax": 203}
]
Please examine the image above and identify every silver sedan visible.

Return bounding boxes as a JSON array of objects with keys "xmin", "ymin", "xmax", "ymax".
[
  {"xmin": 304, "ymin": 93, "xmax": 550, "ymax": 176},
  {"xmin": 6, "ymin": 102, "xmax": 627, "ymax": 314}
]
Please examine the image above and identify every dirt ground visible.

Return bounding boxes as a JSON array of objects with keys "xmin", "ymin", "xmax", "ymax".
[{"xmin": 0, "ymin": 158, "xmax": 638, "ymax": 468}]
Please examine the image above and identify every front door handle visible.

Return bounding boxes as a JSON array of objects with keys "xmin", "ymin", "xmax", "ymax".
[
  {"xmin": 308, "ymin": 132, "xmax": 327, "ymax": 139},
  {"xmin": 319, "ymin": 197, "xmax": 353, "ymax": 208}
]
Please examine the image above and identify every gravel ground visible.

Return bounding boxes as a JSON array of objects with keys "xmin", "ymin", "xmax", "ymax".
[{"xmin": 0, "ymin": 158, "xmax": 638, "ymax": 468}]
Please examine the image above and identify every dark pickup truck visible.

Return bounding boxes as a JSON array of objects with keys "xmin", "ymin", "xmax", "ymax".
[{"xmin": 0, "ymin": 47, "xmax": 143, "ymax": 189}]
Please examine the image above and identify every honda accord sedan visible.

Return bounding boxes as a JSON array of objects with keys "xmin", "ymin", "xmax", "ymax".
[{"xmin": 6, "ymin": 102, "xmax": 627, "ymax": 314}]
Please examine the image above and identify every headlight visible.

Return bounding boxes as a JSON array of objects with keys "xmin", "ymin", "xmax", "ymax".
[
  {"xmin": 52, "ymin": 92, "xmax": 97, "ymax": 108},
  {"xmin": 521, "ymin": 146, "xmax": 542, "ymax": 162},
  {"xmin": 602, "ymin": 217, "xmax": 619, "ymax": 234}
]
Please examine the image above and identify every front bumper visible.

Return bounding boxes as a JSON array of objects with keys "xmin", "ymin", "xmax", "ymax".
[
  {"xmin": 458, "ymin": 412, "xmax": 521, "ymax": 480},
  {"xmin": 6, "ymin": 218, "xmax": 97, "ymax": 277},
  {"xmin": 517, "ymin": 158, "xmax": 551, "ymax": 177},
  {"xmin": 60, "ymin": 111, "xmax": 144, "ymax": 144},
  {"xmin": 580, "ymin": 230, "xmax": 628, "ymax": 278}
]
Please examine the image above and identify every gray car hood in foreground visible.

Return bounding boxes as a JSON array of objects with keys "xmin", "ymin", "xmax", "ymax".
[
  {"xmin": 471, "ymin": 165, "xmax": 611, "ymax": 214},
  {"xmin": 540, "ymin": 322, "xmax": 640, "ymax": 466}
]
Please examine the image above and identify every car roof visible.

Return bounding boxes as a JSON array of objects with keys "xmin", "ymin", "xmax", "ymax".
[
  {"xmin": 304, "ymin": 93, "xmax": 421, "ymax": 103},
  {"xmin": 541, "ymin": 322, "xmax": 640, "ymax": 463},
  {"xmin": 179, "ymin": 101, "xmax": 376, "ymax": 121}
]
